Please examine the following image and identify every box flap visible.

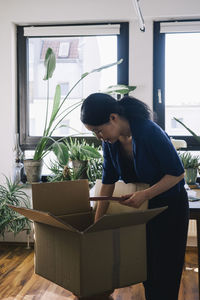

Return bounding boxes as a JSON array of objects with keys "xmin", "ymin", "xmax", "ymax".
[
  {"xmin": 8, "ymin": 205, "xmax": 79, "ymax": 233},
  {"xmin": 32, "ymin": 180, "xmax": 90, "ymax": 215},
  {"xmin": 84, "ymin": 206, "xmax": 167, "ymax": 233},
  {"xmin": 59, "ymin": 211, "xmax": 94, "ymax": 232}
]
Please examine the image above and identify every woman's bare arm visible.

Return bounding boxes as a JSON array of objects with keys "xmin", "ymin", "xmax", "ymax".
[
  {"xmin": 95, "ymin": 183, "xmax": 115, "ymax": 222},
  {"xmin": 144, "ymin": 173, "xmax": 184, "ymax": 200},
  {"xmin": 121, "ymin": 173, "xmax": 184, "ymax": 208}
]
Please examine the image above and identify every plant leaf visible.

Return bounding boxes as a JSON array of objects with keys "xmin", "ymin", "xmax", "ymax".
[
  {"xmin": 81, "ymin": 145, "xmax": 102, "ymax": 159},
  {"xmin": 174, "ymin": 118, "xmax": 200, "ymax": 144},
  {"xmin": 81, "ymin": 72, "xmax": 89, "ymax": 79},
  {"xmin": 103, "ymin": 84, "xmax": 137, "ymax": 95},
  {"xmin": 46, "ymin": 85, "xmax": 61, "ymax": 135},
  {"xmin": 52, "ymin": 142, "xmax": 69, "ymax": 166},
  {"xmin": 33, "ymin": 136, "xmax": 57, "ymax": 161},
  {"xmin": 43, "ymin": 48, "xmax": 56, "ymax": 80},
  {"xmin": 81, "ymin": 59, "xmax": 123, "ymax": 79}
]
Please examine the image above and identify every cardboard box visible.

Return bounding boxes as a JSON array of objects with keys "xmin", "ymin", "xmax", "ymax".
[{"xmin": 10, "ymin": 180, "xmax": 166, "ymax": 298}]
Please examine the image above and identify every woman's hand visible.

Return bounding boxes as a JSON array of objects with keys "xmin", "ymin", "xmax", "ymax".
[
  {"xmin": 119, "ymin": 173, "xmax": 185, "ymax": 209},
  {"xmin": 119, "ymin": 190, "xmax": 149, "ymax": 208},
  {"xmin": 94, "ymin": 183, "xmax": 115, "ymax": 223}
]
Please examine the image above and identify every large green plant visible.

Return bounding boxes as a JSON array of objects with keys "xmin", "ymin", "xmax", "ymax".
[
  {"xmin": 33, "ymin": 48, "xmax": 136, "ymax": 161},
  {"xmin": 0, "ymin": 176, "xmax": 31, "ymax": 237}
]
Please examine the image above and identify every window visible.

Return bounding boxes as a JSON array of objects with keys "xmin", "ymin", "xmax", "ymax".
[
  {"xmin": 17, "ymin": 23, "xmax": 129, "ymax": 150},
  {"xmin": 171, "ymin": 117, "xmax": 184, "ymax": 129},
  {"xmin": 58, "ymin": 42, "xmax": 70, "ymax": 58},
  {"xmin": 59, "ymin": 82, "xmax": 69, "ymax": 96},
  {"xmin": 153, "ymin": 21, "xmax": 200, "ymax": 150}
]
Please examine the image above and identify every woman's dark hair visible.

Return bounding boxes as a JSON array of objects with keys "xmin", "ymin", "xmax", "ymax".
[{"xmin": 81, "ymin": 92, "xmax": 151, "ymax": 126}]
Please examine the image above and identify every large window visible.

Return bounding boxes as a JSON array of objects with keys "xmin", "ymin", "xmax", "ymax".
[
  {"xmin": 17, "ymin": 23, "xmax": 129, "ymax": 150},
  {"xmin": 153, "ymin": 21, "xmax": 200, "ymax": 150}
]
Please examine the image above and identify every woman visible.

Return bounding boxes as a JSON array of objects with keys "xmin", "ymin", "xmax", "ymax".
[{"xmin": 80, "ymin": 93, "xmax": 189, "ymax": 300}]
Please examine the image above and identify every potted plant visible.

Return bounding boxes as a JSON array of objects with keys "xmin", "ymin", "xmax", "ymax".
[
  {"xmin": 174, "ymin": 118, "xmax": 200, "ymax": 185},
  {"xmin": 179, "ymin": 152, "xmax": 200, "ymax": 186},
  {"xmin": 48, "ymin": 138, "xmax": 103, "ymax": 186},
  {"xmin": 0, "ymin": 176, "xmax": 31, "ymax": 241},
  {"xmin": 64, "ymin": 138, "xmax": 102, "ymax": 179},
  {"xmin": 24, "ymin": 47, "xmax": 136, "ymax": 183}
]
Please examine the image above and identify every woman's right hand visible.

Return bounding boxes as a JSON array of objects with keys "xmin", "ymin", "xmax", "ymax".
[{"xmin": 94, "ymin": 183, "xmax": 115, "ymax": 223}]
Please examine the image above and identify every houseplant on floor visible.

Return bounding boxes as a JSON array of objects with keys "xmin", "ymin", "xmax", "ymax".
[
  {"xmin": 0, "ymin": 176, "xmax": 31, "ymax": 244},
  {"xmin": 24, "ymin": 47, "xmax": 136, "ymax": 183}
]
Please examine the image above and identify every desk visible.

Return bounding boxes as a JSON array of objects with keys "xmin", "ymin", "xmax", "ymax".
[{"xmin": 189, "ymin": 189, "xmax": 200, "ymax": 299}]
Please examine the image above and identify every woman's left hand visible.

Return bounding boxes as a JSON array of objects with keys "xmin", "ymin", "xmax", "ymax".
[{"xmin": 119, "ymin": 190, "xmax": 149, "ymax": 208}]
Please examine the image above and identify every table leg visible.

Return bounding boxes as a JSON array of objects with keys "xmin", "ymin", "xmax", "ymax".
[{"xmin": 196, "ymin": 219, "xmax": 200, "ymax": 300}]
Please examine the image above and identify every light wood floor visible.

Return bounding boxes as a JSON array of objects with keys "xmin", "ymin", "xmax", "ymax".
[{"xmin": 0, "ymin": 245, "xmax": 198, "ymax": 300}]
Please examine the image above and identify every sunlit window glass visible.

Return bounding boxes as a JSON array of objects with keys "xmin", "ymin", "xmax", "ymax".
[
  {"xmin": 28, "ymin": 36, "xmax": 117, "ymax": 137},
  {"xmin": 165, "ymin": 33, "xmax": 200, "ymax": 136}
]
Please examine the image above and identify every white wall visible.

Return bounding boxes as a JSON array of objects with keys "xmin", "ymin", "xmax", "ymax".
[{"xmin": 1, "ymin": 0, "xmax": 200, "ymax": 182}]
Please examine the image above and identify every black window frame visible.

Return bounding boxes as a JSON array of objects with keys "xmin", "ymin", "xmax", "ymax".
[
  {"xmin": 17, "ymin": 22, "xmax": 129, "ymax": 150},
  {"xmin": 153, "ymin": 20, "xmax": 200, "ymax": 151}
]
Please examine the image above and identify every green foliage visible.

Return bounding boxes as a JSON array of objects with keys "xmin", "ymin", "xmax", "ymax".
[
  {"xmin": 43, "ymin": 48, "xmax": 56, "ymax": 80},
  {"xmin": 33, "ymin": 48, "xmax": 136, "ymax": 161},
  {"xmin": 48, "ymin": 139, "xmax": 103, "ymax": 186},
  {"xmin": 0, "ymin": 177, "xmax": 31, "ymax": 237},
  {"xmin": 52, "ymin": 141, "xmax": 70, "ymax": 166},
  {"xmin": 47, "ymin": 161, "xmax": 91, "ymax": 183},
  {"xmin": 103, "ymin": 84, "xmax": 137, "ymax": 95},
  {"xmin": 86, "ymin": 154, "xmax": 103, "ymax": 184},
  {"xmin": 179, "ymin": 152, "xmax": 200, "ymax": 169},
  {"xmin": 47, "ymin": 161, "xmax": 70, "ymax": 182},
  {"xmin": 63, "ymin": 138, "xmax": 102, "ymax": 161}
]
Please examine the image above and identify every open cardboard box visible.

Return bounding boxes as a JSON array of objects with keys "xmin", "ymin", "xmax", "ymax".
[{"xmin": 10, "ymin": 179, "xmax": 166, "ymax": 298}]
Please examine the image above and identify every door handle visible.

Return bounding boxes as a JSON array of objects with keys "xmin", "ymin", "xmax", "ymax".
[{"xmin": 158, "ymin": 89, "xmax": 162, "ymax": 104}]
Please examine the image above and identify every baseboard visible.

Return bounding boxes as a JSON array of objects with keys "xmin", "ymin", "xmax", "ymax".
[{"xmin": 0, "ymin": 241, "xmax": 34, "ymax": 247}]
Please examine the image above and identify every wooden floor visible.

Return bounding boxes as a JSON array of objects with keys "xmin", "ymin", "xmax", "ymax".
[{"xmin": 0, "ymin": 245, "xmax": 198, "ymax": 300}]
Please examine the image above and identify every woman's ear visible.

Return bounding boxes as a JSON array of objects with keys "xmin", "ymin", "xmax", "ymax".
[{"xmin": 109, "ymin": 113, "xmax": 117, "ymax": 121}]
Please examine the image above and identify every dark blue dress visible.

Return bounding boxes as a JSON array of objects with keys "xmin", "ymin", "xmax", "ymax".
[{"xmin": 102, "ymin": 118, "xmax": 189, "ymax": 300}]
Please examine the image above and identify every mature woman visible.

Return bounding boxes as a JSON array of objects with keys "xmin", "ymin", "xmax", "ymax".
[{"xmin": 80, "ymin": 93, "xmax": 189, "ymax": 300}]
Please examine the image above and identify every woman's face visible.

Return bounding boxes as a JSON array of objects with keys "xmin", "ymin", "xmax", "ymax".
[{"xmin": 84, "ymin": 114, "xmax": 122, "ymax": 144}]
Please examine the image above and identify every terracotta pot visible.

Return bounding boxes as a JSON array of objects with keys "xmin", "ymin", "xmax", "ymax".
[{"xmin": 24, "ymin": 159, "xmax": 43, "ymax": 183}]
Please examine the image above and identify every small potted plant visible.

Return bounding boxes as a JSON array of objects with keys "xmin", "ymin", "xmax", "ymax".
[
  {"xmin": 48, "ymin": 138, "xmax": 103, "ymax": 186},
  {"xmin": 179, "ymin": 152, "xmax": 200, "ymax": 186},
  {"xmin": 64, "ymin": 138, "xmax": 102, "ymax": 179}
]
